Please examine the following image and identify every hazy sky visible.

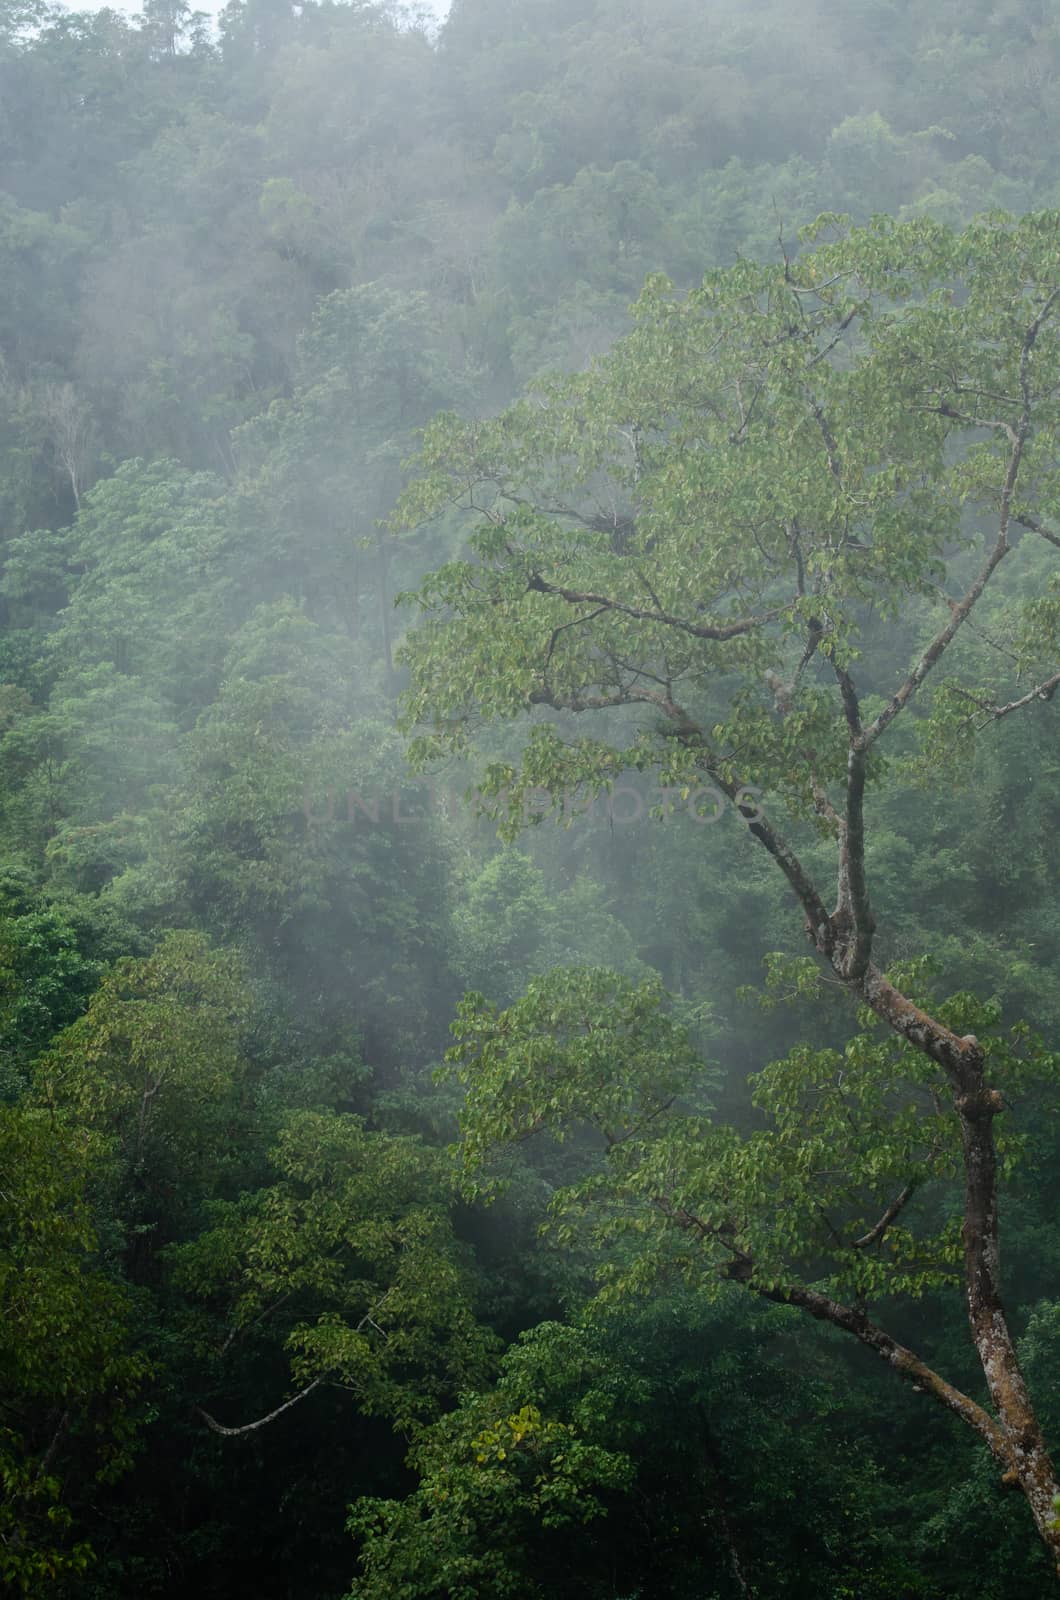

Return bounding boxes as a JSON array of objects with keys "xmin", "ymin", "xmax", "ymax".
[{"xmin": 83, "ymin": 0, "xmax": 452, "ymax": 24}]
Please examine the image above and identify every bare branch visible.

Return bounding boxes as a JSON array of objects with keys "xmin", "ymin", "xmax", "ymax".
[
  {"xmin": 195, "ymin": 1375, "xmax": 325, "ymax": 1438},
  {"xmin": 852, "ymin": 1183, "xmax": 916, "ymax": 1249},
  {"xmin": 1014, "ymin": 510, "xmax": 1060, "ymax": 551},
  {"xmin": 921, "ymin": 404, "xmax": 1019, "ymax": 445},
  {"xmin": 952, "ymin": 673, "xmax": 1060, "ymax": 727}
]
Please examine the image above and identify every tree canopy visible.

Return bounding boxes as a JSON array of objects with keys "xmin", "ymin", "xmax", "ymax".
[
  {"xmin": 4, "ymin": 1, "xmax": 1060, "ymax": 1594},
  {"xmin": 397, "ymin": 209, "xmax": 1060, "ymax": 1564}
]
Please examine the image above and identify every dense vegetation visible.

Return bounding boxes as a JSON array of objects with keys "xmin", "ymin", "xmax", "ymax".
[{"xmin": 3, "ymin": 1, "xmax": 1060, "ymax": 1594}]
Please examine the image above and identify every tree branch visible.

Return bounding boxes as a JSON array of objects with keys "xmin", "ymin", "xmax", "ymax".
[
  {"xmin": 921, "ymin": 404, "xmax": 1019, "ymax": 445},
  {"xmin": 852, "ymin": 1183, "xmax": 916, "ymax": 1249},
  {"xmin": 863, "ymin": 289, "xmax": 1060, "ymax": 750},
  {"xmin": 856, "ymin": 964, "xmax": 983, "ymax": 1078},
  {"xmin": 754, "ymin": 1280, "xmax": 1010, "ymax": 1465},
  {"xmin": 862, "ymin": 532, "xmax": 1013, "ymax": 748},
  {"xmin": 37, "ymin": 1410, "xmax": 70, "ymax": 1478},
  {"xmin": 658, "ymin": 1202, "xmax": 1009, "ymax": 1465},
  {"xmin": 1013, "ymin": 510, "xmax": 1060, "ymax": 551},
  {"xmin": 526, "ymin": 572, "xmax": 779, "ymax": 642},
  {"xmin": 195, "ymin": 1375, "xmax": 325, "ymax": 1438},
  {"xmin": 952, "ymin": 674, "xmax": 1060, "ymax": 726},
  {"xmin": 830, "ymin": 664, "xmax": 874, "ymax": 978},
  {"xmin": 647, "ymin": 694, "xmax": 839, "ymax": 945}
]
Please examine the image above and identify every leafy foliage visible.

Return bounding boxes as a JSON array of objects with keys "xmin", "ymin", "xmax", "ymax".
[{"xmin": 4, "ymin": 1, "xmax": 1060, "ymax": 1594}]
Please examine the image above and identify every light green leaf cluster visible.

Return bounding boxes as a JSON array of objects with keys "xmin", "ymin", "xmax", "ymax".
[
  {"xmin": 348, "ymin": 1379, "xmax": 633, "ymax": 1600},
  {"xmin": 445, "ymin": 959, "xmax": 1059, "ymax": 1313},
  {"xmin": 33, "ymin": 930, "xmax": 248, "ymax": 1178},
  {"xmin": 170, "ymin": 1109, "xmax": 494, "ymax": 1431},
  {"xmin": 398, "ymin": 213, "xmax": 1060, "ymax": 815},
  {"xmin": 445, "ymin": 967, "xmax": 712, "ymax": 1197}
]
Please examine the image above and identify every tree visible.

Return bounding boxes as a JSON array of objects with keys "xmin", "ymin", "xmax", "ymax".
[
  {"xmin": 28, "ymin": 380, "xmax": 96, "ymax": 512},
  {"xmin": 0, "ymin": 873, "xmax": 139, "ymax": 1096},
  {"xmin": 170, "ymin": 1108, "xmax": 494, "ymax": 1440},
  {"xmin": 0, "ymin": 1104, "xmax": 145, "ymax": 1594},
  {"xmin": 395, "ymin": 212, "xmax": 1060, "ymax": 1566},
  {"xmin": 167, "ymin": 601, "xmax": 457, "ymax": 1075},
  {"xmin": 350, "ymin": 1290, "xmax": 966, "ymax": 1599},
  {"xmin": 33, "ymin": 930, "xmax": 251, "ymax": 1264},
  {"xmin": 446, "ymin": 970, "xmax": 1059, "ymax": 1583}
]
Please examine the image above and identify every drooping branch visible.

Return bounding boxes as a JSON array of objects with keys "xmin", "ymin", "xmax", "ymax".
[
  {"xmin": 195, "ymin": 1375, "xmax": 326, "ymax": 1438},
  {"xmin": 197, "ymin": 1301, "xmax": 393, "ymax": 1438}
]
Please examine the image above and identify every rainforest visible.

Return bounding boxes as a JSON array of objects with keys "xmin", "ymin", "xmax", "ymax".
[{"xmin": 3, "ymin": 2, "xmax": 1060, "ymax": 1596}]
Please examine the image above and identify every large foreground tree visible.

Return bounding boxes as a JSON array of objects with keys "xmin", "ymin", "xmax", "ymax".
[{"xmin": 396, "ymin": 212, "xmax": 1060, "ymax": 1567}]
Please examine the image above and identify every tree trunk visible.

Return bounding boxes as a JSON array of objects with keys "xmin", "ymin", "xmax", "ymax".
[
  {"xmin": 853, "ymin": 961, "xmax": 1060, "ymax": 1570},
  {"xmin": 734, "ymin": 786, "xmax": 1060, "ymax": 1568},
  {"xmin": 957, "ymin": 1071, "xmax": 1060, "ymax": 1565}
]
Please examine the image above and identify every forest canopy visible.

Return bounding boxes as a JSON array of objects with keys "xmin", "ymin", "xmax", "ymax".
[{"xmin": 3, "ymin": 1, "xmax": 1060, "ymax": 1596}]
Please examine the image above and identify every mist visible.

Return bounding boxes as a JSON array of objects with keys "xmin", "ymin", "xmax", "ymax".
[{"xmin": 2, "ymin": 1, "xmax": 1060, "ymax": 1595}]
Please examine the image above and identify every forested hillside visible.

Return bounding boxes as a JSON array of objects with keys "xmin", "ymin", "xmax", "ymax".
[{"xmin": 3, "ymin": 1, "xmax": 1060, "ymax": 1595}]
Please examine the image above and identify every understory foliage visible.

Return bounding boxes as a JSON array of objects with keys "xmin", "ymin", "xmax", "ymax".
[{"xmin": 2, "ymin": 0, "xmax": 1060, "ymax": 1595}]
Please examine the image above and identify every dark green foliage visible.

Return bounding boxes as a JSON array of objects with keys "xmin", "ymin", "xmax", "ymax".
[
  {"xmin": 351, "ymin": 1289, "xmax": 1058, "ymax": 1598},
  {"xmin": 2, "ymin": 1, "xmax": 1060, "ymax": 1595}
]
